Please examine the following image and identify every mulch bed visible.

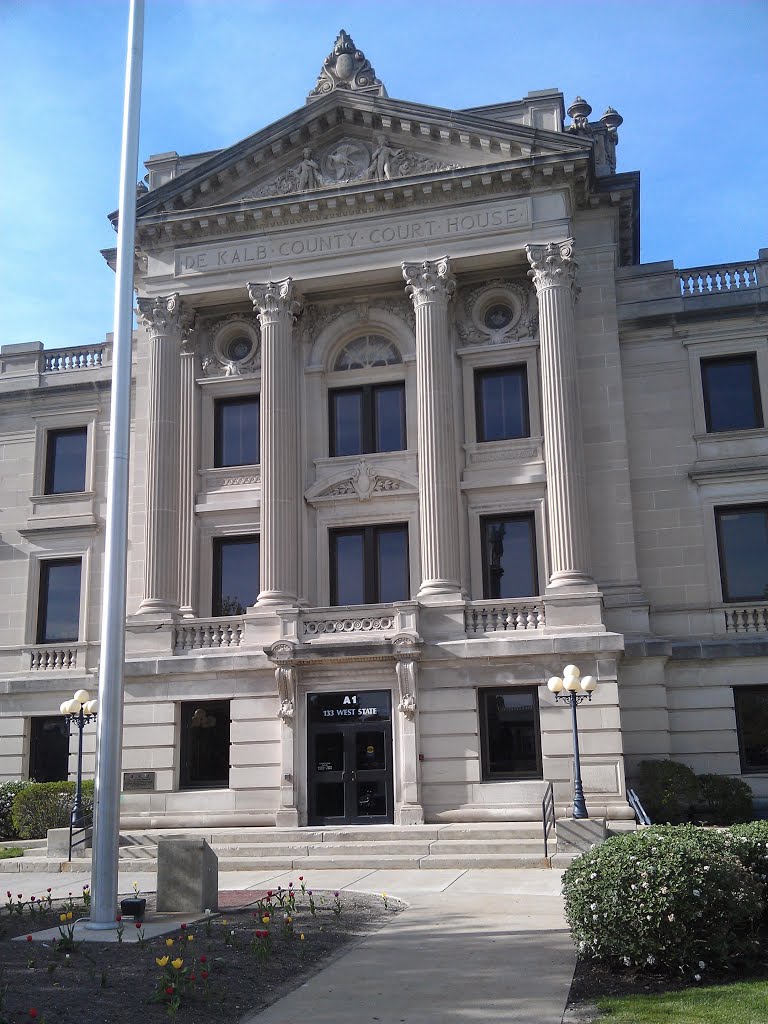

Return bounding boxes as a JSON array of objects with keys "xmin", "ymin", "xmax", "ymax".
[
  {"xmin": 0, "ymin": 885, "xmax": 401, "ymax": 1023},
  {"xmin": 566, "ymin": 950, "xmax": 768, "ymax": 1012}
]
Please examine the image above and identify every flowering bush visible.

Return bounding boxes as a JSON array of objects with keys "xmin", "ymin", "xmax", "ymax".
[
  {"xmin": 0, "ymin": 780, "xmax": 32, "ymax": 840},
  {"xmin": 562, "ymin": 825, "xmax": 765, "ymax": 973},
  {"xmin": 729, "ymin": 820, "xmax": 768, "ymax": 883},
  {"xmin": 11, "ymin": 781, "xmax": 94, "ymax": 839}
]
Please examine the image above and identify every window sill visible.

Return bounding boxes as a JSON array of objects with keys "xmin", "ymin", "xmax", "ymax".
[
  {"xmin": 26, "ymin": 491, "xmax": 97, "ymax": 531},
  {"xmin": 464, "ymin": 437, "xmax": 543, "ymax": 468}
]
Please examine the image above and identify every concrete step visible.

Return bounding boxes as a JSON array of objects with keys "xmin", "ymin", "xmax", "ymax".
[
  {"xmin": 419, "ymin": 853, "xmax": 550, "ymax": 869},
  {"xmin": 436, "ymin": 824, "xmax": 543, "ymax": 841},
  {"xmin": 427, "ymin": 839, "xmax": 545, "ymax": 855}
]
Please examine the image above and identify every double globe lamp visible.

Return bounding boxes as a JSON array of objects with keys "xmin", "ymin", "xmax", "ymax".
[
  {"xmin": 59, "ymin": 690, "xmax": 99, "ymax": 828},
  {"xmin": 547, "ymin": 665, "xmax": 597, "ymax": 820}
]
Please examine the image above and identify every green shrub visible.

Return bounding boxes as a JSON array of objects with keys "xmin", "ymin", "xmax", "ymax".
[
  {"xmin": 10, "ymin": 780, "xmax": 94, "ymax": 840},
  {"xmin": 729, "ymin": 821, "xmax": 768, "ymax": 883},
  {"xmin": 0, "ymin": 780, "xmax": 33, "ymax": 840},
  {"xmin": 563, "ymin": 825, "xmax": 765, "ymax": 974},
  {"xmin": 637, "ymin": 760, "xmax": 699, "ymax": 823},
  {"xmin": 696, "ymin": 774, "xmax": 753, "ymax": 825}
]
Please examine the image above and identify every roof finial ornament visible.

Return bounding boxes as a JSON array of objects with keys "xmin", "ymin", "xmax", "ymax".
[
  {"xmin": 307, "ymin": 29, "xmax": 387, "ymax": 103},
  {"xmin": 566, "ymin": 96, "xmax": 592, "ymax": 133}
]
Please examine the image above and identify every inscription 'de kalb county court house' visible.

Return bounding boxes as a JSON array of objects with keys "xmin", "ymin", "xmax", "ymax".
[{"xmin": 175, "ymin": 198, "xmax": 531, "ymax": 276}]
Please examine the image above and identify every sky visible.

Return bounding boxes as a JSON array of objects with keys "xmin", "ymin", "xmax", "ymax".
[{"xmin": 1, "ymin": 0, "xmax": 766, "ymax": 350}]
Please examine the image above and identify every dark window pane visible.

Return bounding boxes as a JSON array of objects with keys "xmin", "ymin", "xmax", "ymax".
[
  {"xmin": 356, "ymin": 730, "xmax": 386, "ymax": 771},
  {"xmin": 214, "ymin": 397, "xmax": 259, "ymax": 467},
  {"xmin": 314, "ymin": 733, "xmax": 344, "ymax": 772},
  {"xmin": 374, "ymin": 384, "xmax": 405, "ymax": 452},
  {"xmin": 702, "ymin": 355, "xmax": 763, "ymax": 433},
  {"xmin": 716, "ymin": 507, "xmax": 768, "ymax": 602},
  {"xmin": 38, "ymin": 559, "xmax": 81, "ymax": 643},
  {"xmin": 735, "ymin": 688, "xmax": 768, "ymax": 772},
  {"xmin": 356, "ymin": 779, "xmax": 387, "ymax": 816},
  {"xmin": 45, "ymin": 428, "xmax": 87, "ymax": 494},
  {"xmin": 332, "ymin": 531, "xmax": 365, "ymax": 605},
  {"xmin": 481, "ymin": 688, "xmax": 541, "ymax": 779},
  {"xmin": 376, "ymin": 527, "xmax": 409, "ymax": 602},
  {"xmin": 481, "ymin": 515, "xmax": 537, "ymax": 599},
  {"xmin": 213, "ymin": 536, "xmax": 259, "ymax": 615},
  {"xmin": 330, "ymin": 390, "xmax": 363, "ymax": 456},
  {"xmin": 180, "ymin": 701, "xmax": 230, "ymax": 789},
  {"xmin": 29, "ymin": 717, "xmax": 69, "ymax": 783},
  {"xmin": 476, "ymin": 367, "xmax": 529, "ymax": 442},
  {"xmin": 315, "ymin": 782, "xmax": 345, "ymax": 818}
]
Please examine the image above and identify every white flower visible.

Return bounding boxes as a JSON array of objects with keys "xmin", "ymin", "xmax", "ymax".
[
  {"xmin": 667, "ymin": 914, "xmax": 675, "ymax": 922},
  {"xmin": 698, "ymin": 961, "xmax": 705, "ymax": 969},
  {"xmin": 590, "ymin": 903, "xmax": 598, "ymax": 911},
  {"xmin": 660, "ymin": 887, "xmax": 668, "ymax": 894},
  {"xmin": 590, "ymin": 872, "xmax": 597, "ymax": 879},
  {"xmin": 646, "ymin": 954, "xmax": 656, "ymax": 965},
  {"xmin": 631, "ymin": 884, "xmax": 637, "ymax": 891},
  {"xmin": 693, "ymin": 889, "xmax": 701, "ymax": 897},
  {"xmin": 622, "ymin": 956, "xmax": 631, "ymax": 966},
  {"xmin": 703, "ymin": 866, "xmax": 710, "ymax": 872},
  {"xmin": 593, "ymin": 914, "xmax": 599, "ymax": 921},
  {"xmin": 694, "ymin": 974, "xmax": 701, "ymax": 982}
]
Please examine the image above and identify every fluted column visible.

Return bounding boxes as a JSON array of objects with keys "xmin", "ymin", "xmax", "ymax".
[
  {"xmin": 526, "ymin": 240, "xmax": 593, "ymax": 588},
  {"xmin": 136, "ymin": 294, "xmax": 195, "ymax": 614},
  {"xmin": 402, "ymin": 257, "xmax": 462, "ymax": 599},
  {"xmin": 247, "ymin": 279, "xmax": 302, "ymax": 606},
  {"xmin": 178, "ymin": 337, "xmax": 199, "ymax": 617}
]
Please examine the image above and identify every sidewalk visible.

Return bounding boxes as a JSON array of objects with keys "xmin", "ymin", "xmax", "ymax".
[{"xmin": 10, "ymin": 866, "xmax": 574, "ymax": 1024}]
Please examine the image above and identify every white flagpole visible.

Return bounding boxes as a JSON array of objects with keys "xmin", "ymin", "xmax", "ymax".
[{"xmin": 88, "ymin": 0, "xmax": 145, "ymax": 930}]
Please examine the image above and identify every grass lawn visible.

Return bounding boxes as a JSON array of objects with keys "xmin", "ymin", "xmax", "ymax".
[
  {"xmin": 0, "ymin": 846, "xmax": 23, "ymax": 859},
  {"xmin": 598, "ymin": 978, "xmax": 768, "ymax": 1023}
]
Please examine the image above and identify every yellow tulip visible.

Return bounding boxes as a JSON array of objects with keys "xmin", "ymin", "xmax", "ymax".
[
  {"xmin": 187, "ymin": 934, "xmax": 194, "ymax": 941},
  {"xmin": 156, "ymin": 956, "xmax": 169, "ymax": 967},
  {"xmin": 66, "ymin": 911, "xmax": 73, "ymax": 920},
  {"xmin": 300, "ymin": 933, "xmax": 305, "ymax": 940},
  {"xmin": 171, "ymin": 958, "xmax": 183, "ymax": 970},
  {"xmin": 59, "ymin": 913, "xmax": 67, "ymax": 922},
  {"xmin": 165, "ymin": 938, "xmax": 174, "ymax": 947},
  {"xmin": 262, "ymin": 916, "xmax": 270, "ymax": 924}
]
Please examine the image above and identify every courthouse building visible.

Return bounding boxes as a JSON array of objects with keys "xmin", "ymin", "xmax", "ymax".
[{"xmin": 1, "ymin": 32, "xmax": 767, "ymax": 831}]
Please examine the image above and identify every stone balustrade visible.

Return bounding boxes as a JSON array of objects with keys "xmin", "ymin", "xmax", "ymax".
[
  {"xmin": 679, "ymin": 263, "xmax": 758, "ymax": 296},
  {"xmin": 301, "ymin": 606, "xmax": 397, "ymax": 638},
  {"xmin": 723, "ymin": 605, "xmax": 768, "ymax": 634},
  {"xmin": 464, "ymin": 600, "xmax": 546, "ymax": 634},
  {"xmin": 25, "ymin": 645, "xmax": 80, "ymax": 670},
  {"xmin": 40, "ymin": 343, "xmax": 110, "ymax": 372},
  {"xmin": 174, "ymin": 617, "xmax": 245, "ymax": 652}
]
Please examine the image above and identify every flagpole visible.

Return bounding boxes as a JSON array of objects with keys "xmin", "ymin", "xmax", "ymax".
[{"xmin": 88, "ymin": 0, "xmax": 145, "ymax": 930}]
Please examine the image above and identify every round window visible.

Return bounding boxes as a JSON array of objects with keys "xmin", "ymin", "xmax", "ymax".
[
  {"xmin": 483, "ymin": 303, "xmax": 514, "ymax": 331},
  {"xmin": 226, "ymin": 336, "xmax": 252, "ymax": 362}
]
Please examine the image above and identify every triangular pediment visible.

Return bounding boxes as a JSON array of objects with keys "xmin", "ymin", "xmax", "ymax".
[{"xmin": 132, "ymin": 91, "xmax": 592, "ymax": 223}]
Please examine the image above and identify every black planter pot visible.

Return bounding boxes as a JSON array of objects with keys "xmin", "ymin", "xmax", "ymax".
[{"xmin": 119, "ymin": 897, "xmax": 146, "ymax": 920}]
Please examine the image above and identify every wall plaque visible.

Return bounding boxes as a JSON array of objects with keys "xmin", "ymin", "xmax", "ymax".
[{"xmin": 123, "ymin": 771, "xmax": 156, "ymax": 792}]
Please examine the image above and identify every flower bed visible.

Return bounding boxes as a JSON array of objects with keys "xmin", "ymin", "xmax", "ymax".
[{"xmin": 0, "ymin": 881, "xmax": 400, "ymax": 1023}]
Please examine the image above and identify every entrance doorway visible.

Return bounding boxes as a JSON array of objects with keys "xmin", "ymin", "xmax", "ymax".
[
  {"xmin": 29, "ymin": 717, "xmax": 69, "ymax": 783},
  {"xmin": 307, "ymin": 690, "xmax": 394, "ymax": 825}
]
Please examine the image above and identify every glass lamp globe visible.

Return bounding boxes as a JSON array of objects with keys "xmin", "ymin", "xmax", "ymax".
[
  {"xmin": 60, "ymin": 701, "xmax": 69, "ymax": 715},
  {"xmin": 65, "ymin": 699, "xmax": 80, "ymax": 714},
  {"xmin": 84, "ymin": 699, "xmax": 99, "ymax": 715},
  {"xmin": 564, "ymin": 675, "xmax": 581, "ymax": 692},
  {"xmin": 73, "ymin": 689, "xmax": 90, "ymax": 705},
  {"xmin": 563, "ymin": 665, "xmax": 580, "ymax": 680},
  {"xmin": 580, "ymin": 675, "xmax": 597, "ymax": 692},
  {"xmin": 547, "ymin": 676, "xmax": 564, "ymax": 693}
]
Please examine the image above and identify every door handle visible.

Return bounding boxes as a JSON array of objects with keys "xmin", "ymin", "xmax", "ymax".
[{"xmin": 349, "ymin": 770, "xmax": 356, "ymax": 782}]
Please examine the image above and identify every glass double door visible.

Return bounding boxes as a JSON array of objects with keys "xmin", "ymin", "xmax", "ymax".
[{"xmin": 307, "ymin": 690, "xmax": 394, "ymax": 825}]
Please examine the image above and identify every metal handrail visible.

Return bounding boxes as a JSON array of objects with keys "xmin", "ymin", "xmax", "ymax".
[
  {"xmin": 68, "ymin": 814, "xmax": 93, "ymax": 862},
  {"xmin": 542, "ymin": 781, "xmax": 556, "ymax": 859},
  {"xmin": 627, "ymin": 788, "xmax": 651, "ymax": 825}
]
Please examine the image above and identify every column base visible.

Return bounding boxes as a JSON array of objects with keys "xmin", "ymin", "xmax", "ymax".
[
  {"xmin": 275, "ymin": 807, "xmax": 299, "ymax": 828},
  {"xmin": 136, "ymin": 598, "xmax": 180, "ymax": 616},
  {"xmin": 395, "ymin": 804, "xmax": 425, "ymax": 826},
  {"xmin": 416, "ymin": 583, "xmax": 463, "ymax": 603},
  {"xmin": 543, "ymin": 584, "xmax": 605, "ymax": 632},
  {"xmin": 255, "ymin": 591, "xmax": 298, "ymax": 608}
]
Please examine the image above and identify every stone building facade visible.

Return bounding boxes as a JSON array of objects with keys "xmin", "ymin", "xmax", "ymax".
[{"xmin": 1, "ymin": 33, "xmax": 767, "ymax": 829}]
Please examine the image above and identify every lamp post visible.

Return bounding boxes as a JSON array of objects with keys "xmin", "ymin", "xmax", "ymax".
[
  {"xmin": 60, "ymin": 690, "xmax": 98, "ymax": 827},
  {"xmin": 547, "ymin": 665, "xmax": 597, "ymax": 820}
]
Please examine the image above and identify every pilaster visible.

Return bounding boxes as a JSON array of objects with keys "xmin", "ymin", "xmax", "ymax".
[
  {"xmin": 402, "ymin": 256, "xmax": 462, "ymax": 601},
  {"xmin": 247, "ymin": 280, "xmax": 302, "ymax": 607},
  {"xmin": 266, "ymin": 640, "xmax": 299, "ymax": 827},
  {"xmin": 135, "ymin": 294, "xmax": 195, "ymax": 615},
  {"xmin": 393, "ymin": 635, "xmax": 424, "ymax": 825},
  {"xmin": 178, "ymin": 338, "xmax": 199, "ymax": 617}
]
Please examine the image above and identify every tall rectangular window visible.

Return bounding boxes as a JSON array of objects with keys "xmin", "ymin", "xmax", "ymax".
[
  {"xmin": 214, "ymin": 396, "xmax": 259, "ymax": 467},
  {"xmin": 715, "ymin": 505, "xmax": 768, "ymax": 602},
  {"xmin": 701, "ymin": 354, "xmax": 763, "ymax": 433},
  {"xmin": 329, "ymin": 383, "xmax": 405, "ymax": 457},
  {"xmin": 479, "ymin": 688, "xmax": 542, "ymax": 779},
  {"xmin": 37, "ymin": 558, "xmax": 82, "ymax": 643},
  {"xmin": 330, "ymin": 524, "xmax": 409, "ymax": 606},
  {"xmin": 179, "ymin": 700, "xmax": 230, "ymax": 790},
  {"xmin": 481, "ymin": 513, "xmax": 538, "ymax": 599},
  {"xmin": 212, "ymin": 536, "xmax": 259, "ymax": 615},
  {"xmin": 29, "ymin": 717, "xmax": 70, "ymax": 783},
  {"xmin": 44, "ymin": 427, "xmax": 87, "ymax": 494},
  {"xmin": 734, "ymin": 687, "xmax": 768, "ymax": 773},
  {"xmin": 475, "ymin": 366, "xmax": 530, "ymax": 442}
]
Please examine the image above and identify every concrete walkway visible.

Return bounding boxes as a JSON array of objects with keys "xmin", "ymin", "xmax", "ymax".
[{"xmin": 9, "ymin": 866, "xmax": 574, "ymax": 1024}]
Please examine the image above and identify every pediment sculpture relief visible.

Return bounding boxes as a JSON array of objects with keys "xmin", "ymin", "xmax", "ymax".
[
  {"xmin": 455, "ymin": 280, "xmax": 539, "ymax": 346},
  {"xmin": 232, "ymin": 136, "xmax": 460, "ymax": 203},
  {"xmin": 306, "ymin": 459, "xmax": 416, "ymax": 506}
]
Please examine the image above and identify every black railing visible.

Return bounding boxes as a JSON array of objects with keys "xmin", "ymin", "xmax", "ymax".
[
  {"xmin": 627, "ymin": 788, "xmax": 651, "ymax": 825},
  {"xmin": 542, "ymin": 781, "xmax": 556, "ymax": 859},
  {"xmin": 68, "ymin": 814, "xmax": 93, "ymax": 862}
]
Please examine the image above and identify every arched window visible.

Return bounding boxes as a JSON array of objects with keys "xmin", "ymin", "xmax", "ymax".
[
  {"xmin": 334, "ymin": 334, "xmax": 402, "ymax": 371},
  {"xmin": 329, "ymin": 334, "xmax": 406, "ymax": 457}
]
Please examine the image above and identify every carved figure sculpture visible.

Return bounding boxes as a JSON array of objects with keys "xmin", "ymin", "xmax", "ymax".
[
  {"xmin": 368, "ymin": 135, "xmax": 401, "ymax": 181},
  {"xmin": 297, "ymin": 148, "xmax": 321, "ymax": 191}
]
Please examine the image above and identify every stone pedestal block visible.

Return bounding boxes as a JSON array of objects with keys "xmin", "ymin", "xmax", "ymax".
[
  {"xmin": 156, "ymin": 839, "xmax": 218, "ymax": 913},
  {"xmin": 555, "ymin": 816, "xmax": 607, "ymax": 855}
]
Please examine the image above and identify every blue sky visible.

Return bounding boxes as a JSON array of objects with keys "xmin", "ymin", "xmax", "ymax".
[{"xmin": 1, "ymin": 0, "xmax": 766, "ymax": 349}]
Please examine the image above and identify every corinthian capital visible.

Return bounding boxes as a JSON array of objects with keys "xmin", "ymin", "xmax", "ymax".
[
  {"xmin": 136, "ymin": 294, "xmax": 196, "ymax": 339},
  {"xmin": 247, "ymin": 279, "xmax": 302, "ymax": 327},
  {"xmin": 526, "ymin": 240, "xmax": 578, "ymax": 295},
  {"xmin": 402, "ymin": 257, "xmax": 456, "ymax": 307}
]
